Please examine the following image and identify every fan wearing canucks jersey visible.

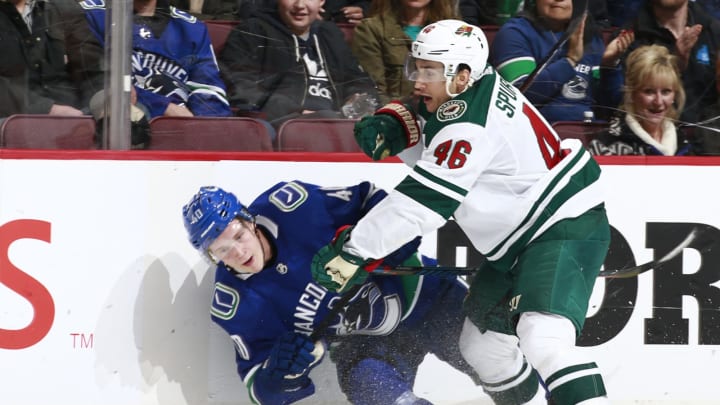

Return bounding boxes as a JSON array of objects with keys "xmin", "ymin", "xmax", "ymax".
[
  {"xmin": 182, "ymin": 181, "xmax": 475, "ymax": 405},
  {"xmin": 311, "ymin": 20, "xmax": 611, "ymax": 405},
  {"xmin": 79, "ymin": 0, "xmax": 231, "ymax": 118}
]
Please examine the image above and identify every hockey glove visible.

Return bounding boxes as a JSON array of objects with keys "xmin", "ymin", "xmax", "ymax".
[
  {"xmin": 311, "ymin": 226, "xmax": 380, "ymax": 293},
  {"xmin": 251, "ymin": 332, "xmax": 325, "ymax": 404},
  {"xmin": 354, "ymin": 101, "xmax": 420, "ymax": 160}
]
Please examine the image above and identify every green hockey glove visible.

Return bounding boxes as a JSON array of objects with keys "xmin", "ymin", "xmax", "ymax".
[
  {"xmin": 311, "ymin": 226, "xmax": 380, "ymax": 293},
  {"xmin": 354, "ymin": 101, "xmax": 420, "ymax": 160}
]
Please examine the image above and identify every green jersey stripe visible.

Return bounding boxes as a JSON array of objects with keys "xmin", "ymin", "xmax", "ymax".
[
  {"xmin": 496, "ymin": 57, "xmax": 536, "ymax": 83},
  {"xmin": 396, "ymin": 175, "xmax": 461, "ymax": 219},
  {"xmin": 414, "ymin": 165, "xmax": 468, "ymax": 197},
  {"xmin": 486, "ymin": 151, "xmax": 600, "ymax": 263},
  {"xmin": 545, "ymin": 362, "xmax": 600, "ymax": 386}
]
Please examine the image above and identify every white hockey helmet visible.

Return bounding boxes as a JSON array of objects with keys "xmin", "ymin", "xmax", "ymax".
[{"xmin": 407, "ymin": 19, "xmax": 489, "ymax": 87}]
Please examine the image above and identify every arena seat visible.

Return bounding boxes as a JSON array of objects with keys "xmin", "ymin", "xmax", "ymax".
[
  {"xmin": 276, "ymin": 118, "xmax": 361, "ymax": 152},
  {"xmin": 551, "ymin": 121, "xmax": 609, "ymax": 147},
  {"xmin": 206, "ymin": 20, "xmax": 239, "ymax": 54},
  {"xmin": 480, "ymin": 25, "xmax": 500, "ymax": 47},
  {"xmin": 336, "ymin": 22, "xmax": 355, "ymax": 45},
  {"xmin": 0, "ymin": 114, "xmax": 96, "ymax": 149},
  {"xmin": 148, "ymin": 116, "xmax": 274, "ymax": 151}
]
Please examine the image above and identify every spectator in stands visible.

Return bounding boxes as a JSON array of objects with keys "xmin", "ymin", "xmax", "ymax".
[
  {"xmin": 606, "ymin": 0, "xmax": 643, "ymax": 28},
  {"xmin": 695, "ymin": 0, "xmax": 720, "ymax": 21},
  {"xmin": 219, "ymin": 0, "xmax": 379, "ymax": 128},
  {"xmin": 458, "ymin": 0, "xmax": 496, "ymax": 26},
  {"xmin": 169, "ymin": 0, "xmax": 240, "ymax": 20},
  {"xmin": 322, "ymin": 0, "xmax": 369, "ymax": 26},
  {"xmin": 79, "ymin": 0, "xmax": 231, "ymax": 121},
  {"xmin": 588, "ymin": 45, "xmax": 698, "ymax": 156},
  {"xmin": 351, "ymin": 0, "xmax": 459, "ymax": 105},
  {"xmin": 0, "ymin": 0, "xmax": 85, "ymax": 118},
  {"xmin": 491, "ymin": 0, "xmax": 633, "ymax": 123},
  {"xmin": 601, "ymin": 0, "xmax": 720, "ymax": 154}
]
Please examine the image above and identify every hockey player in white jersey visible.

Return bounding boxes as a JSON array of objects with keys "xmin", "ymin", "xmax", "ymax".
[{"xmin": 311, "ymin": 19, "xmax": 611, "ymax": 405}]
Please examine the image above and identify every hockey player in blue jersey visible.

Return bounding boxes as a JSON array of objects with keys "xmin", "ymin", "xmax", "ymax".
[
  {"xmin": 182, "ymin": 181, "xmax": 476, "ymax": 405},
  {"xmin": 79, "ymin": 0, "xmax": 231, "ymax": 119}
]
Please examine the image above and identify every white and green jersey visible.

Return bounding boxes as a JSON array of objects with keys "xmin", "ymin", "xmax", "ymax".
[{"xmin": 346, "ymin": 70, "xmax": 605, "ymax": 268}]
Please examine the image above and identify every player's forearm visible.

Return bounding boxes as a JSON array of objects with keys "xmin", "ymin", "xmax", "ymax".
[{"xmin": 344, "ymin": 191, "xmax": 444, "ymax": 260}]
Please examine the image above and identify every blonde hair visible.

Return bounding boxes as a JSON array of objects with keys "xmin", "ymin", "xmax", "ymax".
[
  {"xmin": 369, "ymin": 0, "xmax": 459, "ymax": 24},
  {"xmin": 622, "ymin": 44, "xmax": 685, "ymax": 121}
]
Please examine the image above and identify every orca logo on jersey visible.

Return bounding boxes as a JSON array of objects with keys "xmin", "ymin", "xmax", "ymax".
[{"xmin": 437, "ymin": 100, "xmax": 467, "ymax": 122}]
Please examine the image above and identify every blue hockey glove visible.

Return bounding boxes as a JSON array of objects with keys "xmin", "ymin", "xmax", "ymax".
[
  {"xmin": 251, "ymin": 332, "xmax": 325, "ymax": 404},
  {"xmin": 311, "ymin": 226, "xmax": 380, "ymax": 293},
  {"xmin": 354, "ymin": 101, "xmax": 420, "ymax": 161}
]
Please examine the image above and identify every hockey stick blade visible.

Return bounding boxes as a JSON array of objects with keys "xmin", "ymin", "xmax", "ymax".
[
  {"xmin": 598, "ymin": 227, "xmax": 700, "ymax": 279},
  {"xmin": 518, "ymin": 0, "xmax": 588, "ymax": 93}
]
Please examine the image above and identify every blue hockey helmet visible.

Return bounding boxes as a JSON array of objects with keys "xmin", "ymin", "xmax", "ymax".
[{"xmin": 182, "ymin": 186, "xmax": 254, "ymax": 253}]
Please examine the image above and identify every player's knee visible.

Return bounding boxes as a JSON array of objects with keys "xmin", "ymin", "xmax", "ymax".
[
  {"xmin": 516, "ymin": 312, "xmax": 577, "ymax": 377},
  {"xmin": 517, "ymin": 312, "xmax": 608, "ymax": 404},
  {"xmin": 459, "ymin": 317, "xmax": 523, "ymax": 382}
]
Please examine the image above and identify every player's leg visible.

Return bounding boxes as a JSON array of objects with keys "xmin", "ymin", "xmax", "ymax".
[
  {"xmin": 460, "ymin": 268, "xmax": 545, "ymax": 404},
  {"xmin": 512, "ymin": 205, "xmax": 611, "ymax": 404},
  {"xmin": 332, "ymin": 334, "xmax": 431, "ymax": 405},
  {"xmin": 409, "ymin": 276, "xmax": 481, "ymax": 381}
]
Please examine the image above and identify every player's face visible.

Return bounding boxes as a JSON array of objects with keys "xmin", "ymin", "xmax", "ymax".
[
  {"xmin": 401, "ymin": 0, "xmax": 432, "ymax": 11},
  {"xmin": 412, "ymin": 59, "xmax": 450, "ymax": 112},
  {"xmin": 208, "ymin": 219, "xmax": 266, "ymax": 273},
  {"xmin": 536, "ymin": 0, "xmax": 572, "ymax": 24},
  {"xmin": 278, "ymin": 0, "xmax": 325, "ymax": 36},
  {"xmin": 632, "ymin": 77, "xmax": 675, "ymax": 130}
]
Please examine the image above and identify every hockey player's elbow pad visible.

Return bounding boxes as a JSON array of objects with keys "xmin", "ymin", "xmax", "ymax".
[{"xmin": 354, "ymin": 101, "xmax": 420, "ymax": 160}]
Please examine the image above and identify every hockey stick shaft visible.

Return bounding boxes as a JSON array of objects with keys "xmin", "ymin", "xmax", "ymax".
[
  {"xmin": 518, "ymin": 0, "xmax": 588, "ymax": 93},
  {"xmin": 372, "ymin": 227, "xmax": 706, "ymax": 279},
  {"xmin": 309, "ymin": 283, "xmax": 361, "ymax": 341}
]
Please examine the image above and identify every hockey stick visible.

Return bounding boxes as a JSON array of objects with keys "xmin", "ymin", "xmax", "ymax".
[
  {"xmin": 597, "ymin": 227, "xmax": 701, "ymax": 279},
  {"xmin": 309, "ymin": 284, "xmax": 361, "ymax": 341},
  {"xmin": 371, "ymin": 227, "xmax": 706, "ymax": 279},
  {"xmin": 518, "ymin": 0, "xmax": 588, "ymax": 93}
]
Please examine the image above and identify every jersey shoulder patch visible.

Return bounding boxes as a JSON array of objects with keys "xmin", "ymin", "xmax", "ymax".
[
  {"xmin": 79, "ymin": 0, "xmax": 105, "ymax": 10},
  {"xmin": 436, "ymin": 99, "xmax": 468, "ymax": 122},
  {"xmin": 268, "ymin": 181, "xmax": 309, "ymax": 212},
  {"xmin": 169, "ymin": 6, "xmax": 198, "ymax": 23},
  {"xmin": 210, "ymin": 282, "xmax": 241, "ymax": 320}
]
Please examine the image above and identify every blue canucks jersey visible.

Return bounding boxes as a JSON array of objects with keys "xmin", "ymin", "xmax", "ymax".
[
  {"xmin": 209, "ymin": 181, "xmax": 441, "ymax": 383},
  {"xmin": 79, "ymin": 0, "xmax": 231, "ymax": 118},
  {"xmin": 491, "ymin": 16, "xmax": 604, "ymax": 122}
]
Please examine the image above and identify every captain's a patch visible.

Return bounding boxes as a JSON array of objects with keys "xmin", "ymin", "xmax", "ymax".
[{"xmin": 437, "ymin": 100, "xmax": 467, "ymax": 122}]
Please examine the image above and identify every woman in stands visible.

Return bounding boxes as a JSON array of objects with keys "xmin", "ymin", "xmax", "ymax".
[
  {"xmin": 588, "ymin": 45, "xmax": 698, "ymax": 155},
  {"xmin": 350, "ymin": 0, "xmax": 460, "ymax": 104},
  {"xmin": 491, "ymin": 0, "xmax": 633, "ymax": 123}
]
